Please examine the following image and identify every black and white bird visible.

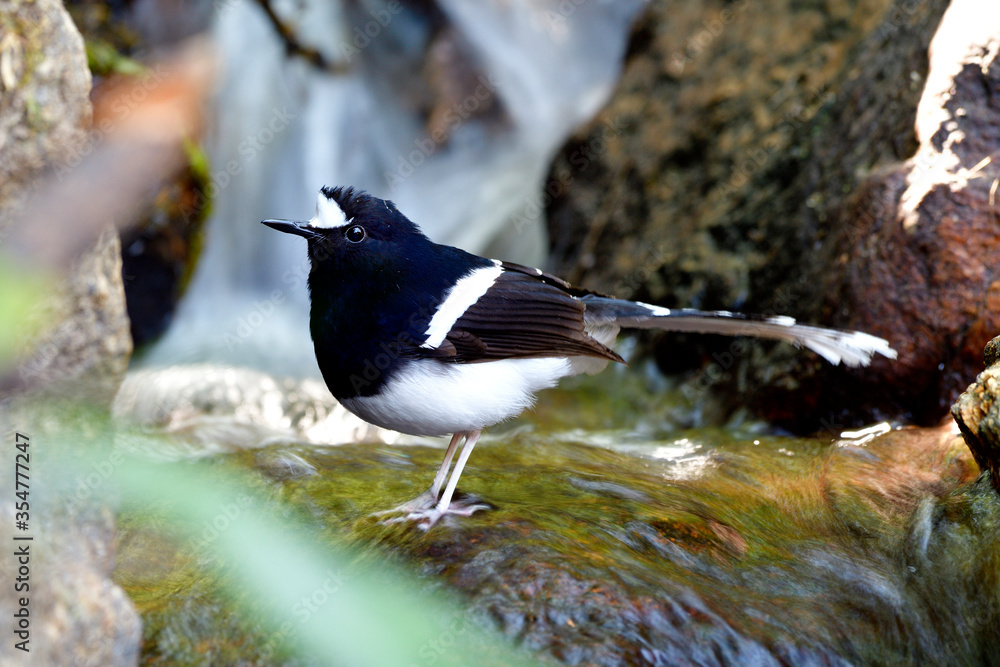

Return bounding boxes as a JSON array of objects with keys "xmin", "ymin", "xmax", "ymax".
[{"xmin": 263, "ymin": 187, "xmax": 896, "ymax": 529}]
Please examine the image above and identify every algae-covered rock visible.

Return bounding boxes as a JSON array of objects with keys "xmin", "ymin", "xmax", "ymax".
[{"xmin": 111, "ymin": 369, "xmax": 999, "ymax": 665}]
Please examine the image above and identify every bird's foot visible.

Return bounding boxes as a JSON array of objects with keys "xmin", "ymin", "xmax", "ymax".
[
  {"xmin": 369, "ymin": 490, "xmax": 439, "ymax": 517},
  {"xmin": 386, "ymin": 501, "xmax": 491, "ymax": 531},
  {"xmin": 372, "ymin": 491, "xmax": 491, "ymax": 530}
]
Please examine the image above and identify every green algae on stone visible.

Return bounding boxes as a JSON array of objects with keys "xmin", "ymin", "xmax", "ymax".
[
  {"xmin": 106, "ymin": 362, "xmax": 998, "ymax": 665},
  {"xmin": 117, "ymin": 407, "xmax": 998, "ymax": 664}
]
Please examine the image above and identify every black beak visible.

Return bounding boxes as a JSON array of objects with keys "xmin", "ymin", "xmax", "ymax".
[{"xmin": 261, "ymin": 219, "xmax": 315, "ymax": 238}]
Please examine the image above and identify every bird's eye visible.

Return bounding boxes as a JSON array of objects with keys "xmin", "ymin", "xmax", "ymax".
[{"xmin": 345, "ymin": 225, "xmax": 366, "ymax": 243}]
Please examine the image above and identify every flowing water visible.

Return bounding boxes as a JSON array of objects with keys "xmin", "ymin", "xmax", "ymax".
[
  {"xmin": 141, "ymin": 0, "xmax": 644, "ymax": 374},
  {"xmin": 109, "ymin": 363, "xmax": 1000, "ymax": 665}
]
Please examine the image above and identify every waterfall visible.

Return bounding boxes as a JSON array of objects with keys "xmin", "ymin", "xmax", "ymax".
[{"xmin": 142, "ymin": 0, "xmax": 645, "ymax": 376}]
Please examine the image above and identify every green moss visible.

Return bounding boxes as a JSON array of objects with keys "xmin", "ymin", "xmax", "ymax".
[
  {"xmin": 176, "ymin": 140, "xmax": 212, "ymax": 295},
  {"xmin": 0, "ymin": 258, "xmax": 56, "ymax": 365},
  {"xmin": 85, "ymin": 39, "xmax": 145, "ymax": 77}
]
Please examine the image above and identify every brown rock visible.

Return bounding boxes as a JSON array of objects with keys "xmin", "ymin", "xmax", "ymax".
[
  {"xmin": 781, "ymin": 0, "xmax": 1000, "ymax": 428},
  {"xmin": 545, "ymin": 0, "xmax": 1000, "ymax": 429}
]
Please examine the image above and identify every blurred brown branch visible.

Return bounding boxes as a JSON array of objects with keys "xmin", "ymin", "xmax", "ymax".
[
  {"xmin": 2, "ymin": 38, "xmax": 216, "ymax": 272},
  {"xmin": 252, "ymin": 0, "xmax": 349, "ymax": 74}
]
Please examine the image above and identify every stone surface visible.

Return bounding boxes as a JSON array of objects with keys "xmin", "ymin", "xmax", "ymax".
[
  {"xmin": 112, "ymin": 364, "xmax": 392, "ymax": 458},
  {"xmin": 543, "ymin": 0, "xmax": 1000, "ymax": 430},
  {"xmin": 109, "ymin": 368, "xmax": 999, "ymax": 664},
  {"xmin": 10, "ymin": 226, "xmax": 133, "ymax": 405},
  {"xmin": 0, "ymin": 424, "xmax": 143, "ymax": 667},
  {"xmin": 0, "ymin": 1, "xmax": 140, "ymax": 666},
  {"xmin": 0, "ymin": 0, "xmax": 133, "ymax": 405},
  {"xmin": 762, "ymin": 0, "xmax": 1000, "ymax": 429},
  {"xmin": 0, "ymin": 0, "xmax": 92, "ymax": 230},
  {"xmin": 953, "ymin": 335, "xmax": 1000, "ymax": 494}
]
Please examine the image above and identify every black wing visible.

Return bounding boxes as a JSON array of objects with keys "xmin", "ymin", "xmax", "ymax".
[{"xmin": 422, "ymin": 263, "xmax": 623, "ymax": 364}]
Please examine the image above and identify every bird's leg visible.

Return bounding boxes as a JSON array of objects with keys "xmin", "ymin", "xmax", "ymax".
[
  {"xmin": 371, "ymin": 432, "xmax": 465, "ymax": 518},
  {"xmin": 375, "ymin": 430, "xmax": 490, "ymax": 528},
  {"xmin": 430, "ymin": 432, "xmax": 464, "ymax": 499},
  {"xmin": 410, "ymin": 429, "xmax": 488, "ymax": 530}
]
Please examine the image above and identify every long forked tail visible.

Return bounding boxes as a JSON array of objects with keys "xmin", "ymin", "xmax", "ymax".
[{"xmin": 581, "ymin": 296, "xmax": 897, "ymax": 368}]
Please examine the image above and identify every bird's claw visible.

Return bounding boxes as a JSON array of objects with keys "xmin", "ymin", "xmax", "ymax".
[
  {"xmin": 379, "ymin": 502, "xmax": 491, "ymax": 530},
  {"xmin": 371, "ymin": 490, "xmax": 491, "ymax": 529}
]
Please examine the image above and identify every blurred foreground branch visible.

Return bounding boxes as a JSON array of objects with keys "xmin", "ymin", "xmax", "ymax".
[{"xmin": 2, "ymin": 38, "xmax": 215, "ymax": 272}]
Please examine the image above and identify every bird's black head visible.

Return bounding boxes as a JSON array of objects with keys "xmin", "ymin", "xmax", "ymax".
[{"xmin": 262, "ymin": 186, "xmax": 430, "ymax": 270}]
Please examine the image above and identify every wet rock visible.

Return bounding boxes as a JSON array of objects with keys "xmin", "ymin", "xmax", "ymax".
[
  {"xmin": 762, "ymin": 0, "xmax": 1000, "ymax": 429},
  {"xmin": 0, "ymin": 449, "xmax": 142, "ymax": 667},
  {"xmin": 113, "ymin": 377, "xmax": 999, "ymax": 665},
  {"xmin": 112, "ymin": 365, "xmax": 393, "ymax": 458},
  {"xmin": 952, "ymin": 335, "xmax": 1000, "ymax": 494},
  {"xmin": 544, "ymin": 0, "xmax": 1000, "ymax": 430}
]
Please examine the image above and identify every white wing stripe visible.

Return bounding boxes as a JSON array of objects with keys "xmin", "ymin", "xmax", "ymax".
[{"xmin": 421, "ymin": 261, "xmax": 503, "ymax": 349}]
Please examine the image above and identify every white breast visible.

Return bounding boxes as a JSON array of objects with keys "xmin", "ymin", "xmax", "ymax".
[{"xmin": 340, "ymin": 356, "xmax": 575, "ymax": 436}]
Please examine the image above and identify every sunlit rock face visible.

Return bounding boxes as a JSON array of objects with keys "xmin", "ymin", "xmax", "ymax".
[{"xmin": 142, "ymin": 0, "xmax": 645, "ymax": 374}]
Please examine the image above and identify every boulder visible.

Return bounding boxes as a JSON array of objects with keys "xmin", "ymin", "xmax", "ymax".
[
  {"xmin": 545, "ymin": 0, "xmax": 1000, "ymax": 430},
  {"xmin": 0, "ymin": 1, "xmax": 140, "ymax": 666}
]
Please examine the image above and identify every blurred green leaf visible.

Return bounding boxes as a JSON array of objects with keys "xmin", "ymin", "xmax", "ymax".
[
  {"xmin": 0, "ymin": 258, "xmax": 54, "ymax": 365},
  {"xmin": 47, "ymin": 417, "xmax": 539, "ymax": 667},
  {"xmin": 86, "ymin": 40, "xmax": 146, "ymax": 77}
]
